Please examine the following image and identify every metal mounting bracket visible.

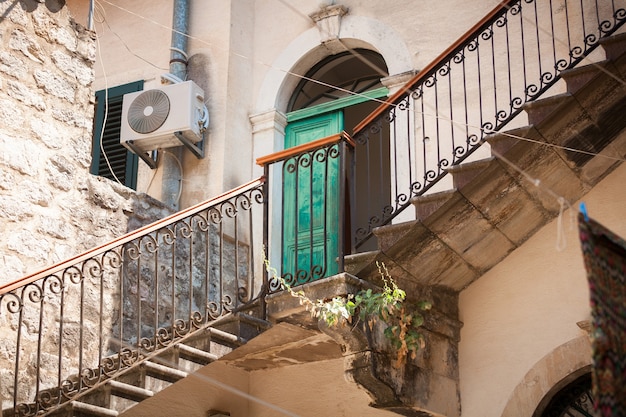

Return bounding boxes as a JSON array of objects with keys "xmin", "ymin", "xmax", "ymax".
[
  {"xmin": 174, "ymin": 131, "xmax": 205, "ymax": 159},
  {"xmin": 124, "ymin": 141, "xmax": 157, "ymax": 169}
]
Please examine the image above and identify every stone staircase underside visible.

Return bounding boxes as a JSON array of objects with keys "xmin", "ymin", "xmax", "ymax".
[
  {"xmin": 21, "ymin": 312, "xmax": 270, "ymax": 417},
  {"xmin": 345, "ymin": 34, "xmax": 626, "ymax": 294}
]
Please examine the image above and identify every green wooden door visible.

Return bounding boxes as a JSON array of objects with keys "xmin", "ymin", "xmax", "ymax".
[{"xmin": 282, "ymin": 110, "xmax": 343, "ymax": 284}]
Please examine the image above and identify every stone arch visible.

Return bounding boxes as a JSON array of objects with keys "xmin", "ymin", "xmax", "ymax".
[
  {"xmin": 500, "ymin": 335, "xmax": 592, "ymax": 417},
  {"xmin": 254, "ymin": 14, "xmax": 413, "ymax": 114}
]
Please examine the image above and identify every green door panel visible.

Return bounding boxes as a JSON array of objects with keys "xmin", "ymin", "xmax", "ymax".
[{"xmin": 282, "ymin": 110, "xmax": 343, "ymax": 283}]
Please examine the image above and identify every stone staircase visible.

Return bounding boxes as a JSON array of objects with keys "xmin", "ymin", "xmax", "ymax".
[
  {"xmin": 10, "ymin": 311, "xmax": 270, "ymax": 417},
  {"xmin": 346, "ymin": 32, "xmax": 626, "ymax": 294}
]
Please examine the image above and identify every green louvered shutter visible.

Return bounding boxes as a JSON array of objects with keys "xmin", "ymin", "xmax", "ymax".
[{"xmin": 91, "ymin": 81, "xmax": 144, "ymax": 190}]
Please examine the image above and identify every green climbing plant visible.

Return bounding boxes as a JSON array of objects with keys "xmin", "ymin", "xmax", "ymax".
[{"xmin": 264, "ymin": 259, "xmax": 432, "ymax": 367}]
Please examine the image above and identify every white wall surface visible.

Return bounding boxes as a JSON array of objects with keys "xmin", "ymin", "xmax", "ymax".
[{"xmin": 459, "ymin": 162, "xmax": 626, "ymax": 417}]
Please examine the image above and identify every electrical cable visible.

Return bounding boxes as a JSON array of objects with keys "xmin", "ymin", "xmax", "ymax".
[
  {"xmin": 94, "ymin": 21, "xmax": 124, "ymax": 186},
  {"xmin": 91, "ymin": 0, "xmax": 626, "ymax": 251},
  {"xmin": 260, "ymin": 0, "xmax": 626, "ymax": 254},
  {"xmin": 94, "ymin": 1, "xmax": 168, "ymax": 71},
  {"xmin": 144, "ymin": 157, "xmax": 160, "ymax": 196},
  {"xmin": 90, "ymin": 0, "xmax": 626, "ymax": 253},
  {"xmin": 170, "ymin": 46, "xmax": 189, "ymax": 60},
  {"xmin": 160, "ymin": 72, "xmax": 184, "ymax": 84}
]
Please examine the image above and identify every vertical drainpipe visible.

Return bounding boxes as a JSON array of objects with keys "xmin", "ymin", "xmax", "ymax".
[
  {"xmin": 170, "ymin": 0, "xmax": 190, "ymax": 81},
  {"xmin": 87, "ymin": 0, "xmax": 94, "ymax": 31},
  {"xmin": 161, "ymin": 0, "xmax": 190, "ymax": 209}
]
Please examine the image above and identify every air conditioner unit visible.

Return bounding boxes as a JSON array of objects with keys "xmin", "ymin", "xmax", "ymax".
[{"xmin": 120, "ymin": 80, "xmax": 207, "ymax": 153}]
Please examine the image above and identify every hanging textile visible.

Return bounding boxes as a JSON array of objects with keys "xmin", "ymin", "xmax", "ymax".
[{"xmin": 578, "ymin": 213, "xmax": 626, "ymax": 416}]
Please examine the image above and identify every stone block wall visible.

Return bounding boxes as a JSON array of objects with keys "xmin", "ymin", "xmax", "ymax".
[
  {"xmin": 0, "ymin": 2, "xmax": 174, "ymax": 410},
  {"xmin": 0, "ymin": 1, "xmax": 172, "ymax": 286}
]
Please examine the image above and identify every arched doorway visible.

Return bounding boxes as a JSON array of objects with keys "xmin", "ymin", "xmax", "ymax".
[
  {"xmin": 281, "ymin": 49, "xmax": 389, "ymax": 283},
  {"xmin": 534, "ymin": 372, "xmax": 594, "ymax": 417}
]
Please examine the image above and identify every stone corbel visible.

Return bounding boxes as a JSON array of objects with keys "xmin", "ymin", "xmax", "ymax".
[
  {"xmin": 318, "ymin": 312, "xmax": 456, "ymax": 417},
  {"xmin": 317, "ymin": 319, "xmax": 402, "ymax": 410},
  {"xmin": 266, "ymin": 273, "xmax": 461, "ymax": 417},
  {"xmin": 316, "ymin": 284, "xmax": 462, "ymax": 417}
]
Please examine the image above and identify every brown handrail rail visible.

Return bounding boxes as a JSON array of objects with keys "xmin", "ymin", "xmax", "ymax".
[
  {"xmin": 353, "ymin": 0, "xmax": 513, "ymax": 134},
  {"xmin": 0, "ymin": 177, "xmax": 266, "ymax": 295},
  {"xmin": 256, "ymin": 131, "xmax": 355, "ymax": 167}
]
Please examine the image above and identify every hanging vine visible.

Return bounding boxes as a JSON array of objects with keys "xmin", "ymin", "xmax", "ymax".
[{"xmin": 264, "ymin": 259, "xmax": 432, "ymax": 367}]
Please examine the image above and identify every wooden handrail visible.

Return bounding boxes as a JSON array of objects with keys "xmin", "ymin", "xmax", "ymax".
[
  {"xmin": 0, "ymin": 177, "xmax": 266, "ymax": 295},
  {"xmin": 353, "ymin": 0, "xmax": 514, "ymax": 135},
  {"xmin": 256, "ymin": 131, "xmax": 354, "ymax": 167}
]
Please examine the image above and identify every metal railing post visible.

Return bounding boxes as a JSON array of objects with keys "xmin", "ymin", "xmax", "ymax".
[{"xmin": 261, "ymin": 165, "xmax": 270, "ymax": 317}]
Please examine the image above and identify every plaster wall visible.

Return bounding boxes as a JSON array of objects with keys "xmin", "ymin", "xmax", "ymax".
[
  {"xmin": 124, "ymin": 357, "xmax": 400, "ymax": 417},
  {"xmin": 66, "ymin": 0, "xmax": 502, "ymax": 209},
  {"xmin": 67, "ymin": 0, "xmax": 256, "ymax": 203},
  {"xmin": 184, "ymin": 0, "xmax": 249, "ymax": 200},
  {"xmin": 459, "ymin": 162, "xmax": 626, "ymax": 417}
]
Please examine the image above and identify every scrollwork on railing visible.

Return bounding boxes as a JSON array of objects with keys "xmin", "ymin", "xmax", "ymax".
[
  {"xmin": 260, "ymin": 134, "xmax": 350, "ymax": 289},
  {"xmin": 0, "ymin": 179, "xmax": 265, "ymax": 417}
]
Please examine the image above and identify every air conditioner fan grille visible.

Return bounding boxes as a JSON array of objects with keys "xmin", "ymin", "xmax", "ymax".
[{"xmin": 127, "ymin": 89, "xmax": 170, "ymax": 134}]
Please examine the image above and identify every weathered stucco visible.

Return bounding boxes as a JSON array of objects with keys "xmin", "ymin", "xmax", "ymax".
[
  {"xmin": 65, "ymin": 0, "xmax": 502, "ymax": 208},
  {"xmin": 2, "ymin": 0, "xmax": 624, "ymax": 415}
]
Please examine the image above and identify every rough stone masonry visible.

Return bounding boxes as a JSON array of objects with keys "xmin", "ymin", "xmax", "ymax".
[
  {"xmin": 0, "ymin": 1, "xmax": 171, "ymax": 285},
  {"xmin": 0, "ymin": 1, "xmax": 172, "ymax": 408}
]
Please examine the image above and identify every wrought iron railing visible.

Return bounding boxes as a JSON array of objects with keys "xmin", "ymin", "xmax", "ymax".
[
  {"xmin": 0, "ymin": 178, "xmax": 265, "ymax": 416},
  {"xmin": 257, "ymin": 133, "xmax": 354, "ymax": 288},
  {"xmin": 351, "ymin": 0, "xmax": 626, "ymax": 248}
]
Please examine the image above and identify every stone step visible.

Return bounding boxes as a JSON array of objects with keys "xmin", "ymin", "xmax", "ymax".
[
  {"xmin": 208, "ymin": 326, "xmax": 248, "ymax": 345},
  {"xmin": 447, "ymin": 156, "xmax": 550, "ymax": 245},
  {"xmin": 69, "ymin": 401, "xmax": 119, "ymax": 417},
  {"xmin": 343, "ymin": 250, "xmax": 379, "ymax": 278},
  {"xmin": 237, "ymin": 312, "xmax": 272, "ymax": 330},
  {"xmin": 600, "ymin": 31, "xmax": 626, "ymax": 60},
  {"xmin": 108, "ymin": 380, "xmax": 153, "ymax": 402},
  {"xmin": 178, "ymin": 343, "xmax": 219, "ymax": 365},
  {"xmin": 527, "ymin": 59, "xmax": 626, "ymax": 180},
  {"xmin": 210, "ymin": 312, "xmax": 271, "ymax": 342},
  {"xmin": 142, "ymin": 360, "xmax": 188, "ymax": 383},
  {"xmin": 61, "ymin": 325, "xmax": 250, "ymax": 416},
  {"xmin": 523, "ymin": 92, "xmax": 575, "ymax": 126},
  {"xmin": 355, "ymin": 32, "xmax": 626, "ymax": 293},
  {"xmin": 1, "ymin": 248, "xmax": 266, "ymax": 416},
  {"xmin": 560, "ymin": 59, "xmax": 609, "ymax": 94}
]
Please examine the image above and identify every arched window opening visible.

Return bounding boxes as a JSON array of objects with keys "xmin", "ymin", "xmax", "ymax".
[
  {"xmin": 288, "ymin": 49, "xmax": 388, "ymax": 113},
  {"xmin": 536, "ymin": 373, "xmax": 594, "ymax": 417}
]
